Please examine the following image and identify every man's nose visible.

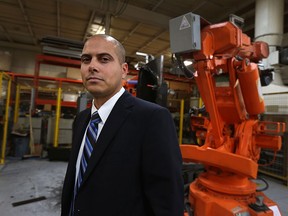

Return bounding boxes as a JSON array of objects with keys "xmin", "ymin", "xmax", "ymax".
[{"xmin": 88, "ymin": 58, "xmax": 99, "ymax": 72}]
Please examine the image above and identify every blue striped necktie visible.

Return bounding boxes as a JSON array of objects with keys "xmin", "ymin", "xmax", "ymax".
[
  {"xmin": 77, "ymin": 111, "xmax": 101, "ymax": 189},
  {"xmin": 70, "ymin": 112, "xmax": 101, "ymax": 215}
]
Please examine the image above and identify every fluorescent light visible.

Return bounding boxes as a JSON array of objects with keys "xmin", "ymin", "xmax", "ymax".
[
  {"xmin": 90, "ymin": 24, "xmax": 105, "ymax": 35},
  {"xmin": 184, "ymin": 60, "xmax": 193, "ymax": 66},
  {"xmin": 136, "ymin": 51, "xmax": 148, "ymax": 57}
]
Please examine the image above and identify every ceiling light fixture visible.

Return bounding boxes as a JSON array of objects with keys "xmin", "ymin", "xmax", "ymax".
[
  {"xmin": 90, "ymin": 24, "xmax": 105, "ymax": 35},
  {"xmin": 136, "ymin": 51, "xmax": 154, "ymax": 63},
  {"xmin": 183, "ymin": 60, "xmax": 193, "ymax": 66}
]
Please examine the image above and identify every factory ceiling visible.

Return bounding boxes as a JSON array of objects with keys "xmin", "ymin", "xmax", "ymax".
[{"xmin": 0, "ymin": 0, "xmax": 288, "ymax": 73}]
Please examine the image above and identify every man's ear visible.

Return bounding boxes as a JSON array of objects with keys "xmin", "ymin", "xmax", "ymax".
[{"xmin": 122, "ymin": 63, "xmax": 129, "ymax": 79}]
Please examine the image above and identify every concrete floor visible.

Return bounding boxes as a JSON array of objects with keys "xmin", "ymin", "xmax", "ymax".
[
  {"xmin": 0, "ymin": 158, "xmax": 287, "ymax": 216},
  {"xmin": 0, "ymin": 158, "xmax": 66, "ymax": 216}
]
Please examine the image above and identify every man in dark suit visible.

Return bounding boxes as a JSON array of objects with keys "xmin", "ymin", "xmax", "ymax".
[{"xmin": 61, "ymin": 34, "xmax": 184, "ymax": 216}]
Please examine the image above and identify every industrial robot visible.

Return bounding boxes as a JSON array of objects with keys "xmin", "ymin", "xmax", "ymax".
[{"xmin": 169, "ymin": 13, "xmax": 286, "ymax": 216}]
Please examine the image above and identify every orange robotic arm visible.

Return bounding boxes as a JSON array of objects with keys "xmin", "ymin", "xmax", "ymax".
[
  {"xmin": 182, "ymin": 21, "xmax": 284, "ymax": 173},
  {"xmin": 170, "ymin": 13, "xmax": 285, "ymax": 216}
]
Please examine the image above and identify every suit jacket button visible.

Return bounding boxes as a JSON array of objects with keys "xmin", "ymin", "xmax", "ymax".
[{"xmin": 76, "ymin": 209, "xmax": 80, "ymax": 214}]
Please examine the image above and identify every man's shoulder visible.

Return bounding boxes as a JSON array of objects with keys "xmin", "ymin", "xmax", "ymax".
[
  {"xmin": 116, "ymin": 91, "xmax": 170, "ymax": 116},
  {"xmin": 128, "ymin": 95, "xmax": 168, "ymax": 113}
]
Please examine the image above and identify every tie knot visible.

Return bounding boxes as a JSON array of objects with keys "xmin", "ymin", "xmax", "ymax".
[{"xmin": 91, "ymin": 112, "xmax": 101, "ymax": 124}]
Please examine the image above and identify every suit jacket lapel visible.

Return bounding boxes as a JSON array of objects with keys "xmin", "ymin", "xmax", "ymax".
[{"xmin": 81, "ymin": 92, "xmax": 134, "ymax": 185}]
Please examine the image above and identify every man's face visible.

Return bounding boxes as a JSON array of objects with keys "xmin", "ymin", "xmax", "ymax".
[{"xmin": 80, "ymin": 36, "xmax": 128, "ymax": 102}]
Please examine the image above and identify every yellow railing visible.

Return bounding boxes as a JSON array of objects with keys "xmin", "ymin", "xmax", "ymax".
[
  {"xmin": 15, "ymin": 86, "xmax": 62, "ymax": 148},
  {"xmin": 168, "ymin": 99, "xmax": 185, "ymax": 145},
  {"xmin": 13, "ymin": 85, "xmax": 20, "ymax": 124},
  {"xmin": 0, "ymin": 72, "xmax": 12, "ymax": 164},
  {"xmin": 54, "ymin": 87, "xmax": 62, "ymax": 148}
]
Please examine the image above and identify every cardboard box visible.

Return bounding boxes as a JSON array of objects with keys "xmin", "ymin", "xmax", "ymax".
[
  {"xmin": 43, "ymin": 104, "xmax": 52, "ymax": 111},
  {"xmin": 66, "ymin": 67, "xmax": 81, "ymax": 80}
]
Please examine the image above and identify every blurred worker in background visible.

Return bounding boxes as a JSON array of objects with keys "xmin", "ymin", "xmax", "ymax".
[{"xmin": 61, "ymin": 34, "xmax": 184, "ymax": 216}]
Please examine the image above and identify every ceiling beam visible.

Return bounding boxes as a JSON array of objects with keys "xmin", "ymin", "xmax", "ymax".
[
  {"xmin": 17, "ymin": 0, "xmax": 37, "ymax": 45},
  {"xmin": 120, "ymin": 0, "xmax": 165, "ymax": 50},
  {"xmin": 63, "ymin": 0, "xmax": 171, "ymax": 29},
  {"xmin": 56, "ymin": 0, "xmax": 61, "ymax": 37},
  {"xmin": 158, "ymin": 45, "xmax": 171, "ymax": 56},
  {"xmin": 83, "ymin": 10, "xmax": 96, "ymax": 41},
  {"xmin": 121, "ymin": 23, "xmax": 142, "ymax": 44},
  {"xmin": 0, "ymin": 25, "xmax": 14, "ymax": 43},
  {"xmin": 0, "ymin": 41, "xmax": 41, "ymax": 52},
  {"xmin": 135, "ymin": 30, "xmax": 167, "ymax": 54},
  {"xmin": 214, "ymin": 0, "xmax": 255, "ymax": 23},
  {"xmin": 119, "ymin": 4, "xmax": 170, "ymax": 29}
]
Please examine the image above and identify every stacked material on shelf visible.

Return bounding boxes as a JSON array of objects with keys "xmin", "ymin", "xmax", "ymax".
[{"xmin": 40, "ymin": 36, "xmax": 83, "ymax": 59}]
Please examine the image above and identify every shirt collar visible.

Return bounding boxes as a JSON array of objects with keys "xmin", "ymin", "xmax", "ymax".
[{"xmin": 91, "ymin": 87, "xmax": 125, "ymax": 124}]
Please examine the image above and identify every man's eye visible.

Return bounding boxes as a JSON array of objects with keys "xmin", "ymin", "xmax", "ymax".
[
  {"xmin": 81, "ymin": 56, "xmax": 91, "ymax": 63},
  {"xmin": 98, "ymin": 54, "xmax": 113, "ymax": 63},
  {"xmin": 99, "ymin": 55, "xmax": 112, "ymax": 63}
]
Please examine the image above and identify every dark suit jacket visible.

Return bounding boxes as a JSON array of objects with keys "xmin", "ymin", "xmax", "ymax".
[{"xmin": 61, "ymin": 91, "xmax": 184, "ymax": 216}]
